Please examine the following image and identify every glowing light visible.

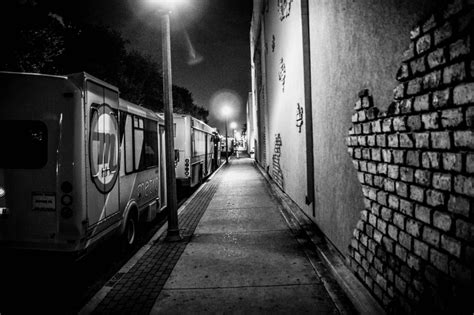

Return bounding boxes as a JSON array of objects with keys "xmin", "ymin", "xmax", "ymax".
[
  {"xmin": 230, "ymin": 122, "xmax": 237, "ymax": 129},
  {"xmin": 0, "ymin": 187, "xmax": 5, "ymax": 198},
  {"xmin": 210, "ymin": 89, "xmax": 242, "ymax": 121}
]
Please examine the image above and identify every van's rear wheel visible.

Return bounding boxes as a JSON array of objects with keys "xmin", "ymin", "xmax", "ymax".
[{"xmin": 123, "ymin": 215, "xmax": 137, "ymax": 247}]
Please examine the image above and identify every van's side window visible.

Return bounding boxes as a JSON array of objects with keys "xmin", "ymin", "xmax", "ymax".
[{"xmin": 123, "ymin": 114, "xmax": 158, "ymax": 174}]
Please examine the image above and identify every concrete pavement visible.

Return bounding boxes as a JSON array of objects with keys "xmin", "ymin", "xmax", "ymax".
[{"xmin": 85, "ymin": 157, "xmax": 359, "ymax": 314}]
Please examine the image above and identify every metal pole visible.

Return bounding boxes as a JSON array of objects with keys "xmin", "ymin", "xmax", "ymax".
[
  {"xmin": 225, "ymin": 116, "xmax": 228, "ymax": 163},
  {"xmin": 162, "ymin": 12, "xmax": 181, "ymax": 241}
]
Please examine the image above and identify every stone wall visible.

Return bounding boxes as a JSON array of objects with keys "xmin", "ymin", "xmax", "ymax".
[{"xmin": 346, "ymin": 0, "xmax": 474, "ymax": 312}]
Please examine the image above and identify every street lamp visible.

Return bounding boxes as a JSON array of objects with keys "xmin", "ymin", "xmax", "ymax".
[
  {"xmin": 222, "ymin": 106, "xmax": 231, "ymax": 163},
  {"xmin": 147, "ymin": 0, "xmax": 184, "ymax": 242}
]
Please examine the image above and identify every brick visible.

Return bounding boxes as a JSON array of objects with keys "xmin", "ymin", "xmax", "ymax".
[
  {"xmin": 432, "ymin": 173, "xmax": 451, "ymax": 191},
  {"xmin": 434, "ymin": 22, "xmax": 452, "ymax": 46},
  {"xmin": 394, "ymin": 212, "xmax": 405, "ymax": 229},
  {"xmin": 454, "ymin": 131, "xmax": 474, "ymax": 149},
  {"xmin": 367, "ymin": 162, "xmax": 377, "ymax": 174},
  {"xmin": 447, "ymin": 194, "xmax": 470, "ymax": 217},
  {"xmin": 372, "ymin": 120, "xmax": 382, "ymax": 133},
  {"xmin": 369, "ymin": 213, "xmax": 377, "ymax": 227},
  {"xmin": 421, "ymin": 112, "xmax": 439, "ymax": 129},
  {"xmin": 362, "ymin": 148, "xmax": 371, "ymax": 160},
  {"xmin": 407, "ymin": 254, "xmax": 421, "ymax": 271},
  {"xmin": 393, "ymin": 150, "xmax": 405, "ymax": 164},
  {"xmin": 394, "ymin": 83, "xmax": 405, "ymax": 100},
  {"xmin": 396, "ymin": 244, "xmax": 408, "ymax": 261},
  {"xmin": 374, "ymin": 229, "xmax": 383, "ymax": 243},
  {"xmin": 411, "ymin": 57, "xmax": 426, "ymax": 76},
  {"xmin": 382, "ymin": 149, "xmax": 391, "ymax": 163},
  {"xmin": 377, "ymin": 219, "xmax": 387, "ymax": 234},
  {"xmin": 388, "ymin": 195, "xmax": 400, "ymax": 210},
  {"xmin": 388, "ymin": 134, "xmax": 399, "ymax": 147},
  {"xmin": 355, "ymin": 99, "xmax": 362, "ymax": 110},
  {"xmin": 407, "ymin": 78, "xmax": 422, "ymax": 96},
  {"xmin": 450, "ymin": 37, "xmax": 471, "ymax": 60},
  {"xmin": 441, "ymin": 108, "xmax": 463, "ymax": 129},
  {"xmin": 396, "ymin": 63, "xmax": 411, "ymax": 81},
  {"xmin": 407, "ymin": 115, "xmax": 422, "ymax": 131},
  {"xmin": 423, "ymin": 226, "xmax": 440, "ymax": 246},
  {"xmin": 362, "ymin": 96, "xmax": 372, "ymax": 108},
  {"xmin": 453, "ymin": 83, "xmax": 474, "ymax": 105},
  {"xmin": 372, "ymin": 148, "xmax": 382, "ymax": 161},
  {"xmin": 414, "ymin": 239, "xmax": 429, "ymax": 260},
  {"xmin": 441, "ymin": 234, "xmax": 461, "ymax": 258},
  {"xmin": 430, "ymin": 248, "xmax": 449, "ymax": 274},
  {"xmin": 422, "ymin": 14, "xmax": 436, "ymax": 33},
  {"xmin": 406, "ymin": 150, "xmax": 420, "ymax": 167},
  {"xmin": 431, "ymin": 131, "xmax": 451, "ymax": 149},
  {"xmin": 399, "ymin": 133, "xmax": 414, "ymax": 148},
  {"xmin": 399, "ymin": 231, "xmax": 412, "ymax": 250},
  {"xmin": 443, "ymin": 62, "xmax": 466, "ymax": 85},
  {"xmin": 410, "ymin": 26, "xmax": 421, "ymax": 40},
  {"xmin": 406, "ymin": 219, "xmax": 422, "ymax": 237},
  {"xmin": 396, "ymin": 182, "xmax": 409, "ymax": 198},
  {"xmin": 393, "ymin": 117, "xmax": 406, "ymax": 131},
  {"xmin": 416, "ymin": 34, "xmax": 431, "ymax": 55},
  {"xmin": 359, "ymin": 136, "xmax": 367, "ymax": 146},
  {"xmin": 454, "ymin": 175, "xmax": 474, "ymax": 197},
  {"xmin": 377, "ymin": 163, "xmax": 388, "ymax": 176},
  {"xmin": 399, "ymin": 99, "xmax": 413, "ymax": 113},
  {"xmin": 415, "ymin": 204, "xmax": 431, "ymax": 224},
  {"xmin": 415, "ymin": 169, "xmax": 431, "ymax": 186},
  {"xmin": 376, "ymin": 134, "xmax": 387, "ymax": 147},
  {"xmin": 423, "ymin": 71, "xmax": 442, "ymax": 90},
  {"xmin": 388, "ymin": 165, "xmax": 399, "ymax": 179},
  {"xmin": 467, "ymin": 153, "xmax": 474, "ymax": 173},
  {"xmin": 456, "ymin": 219, "xmax": 474, "ymax": 242},
  {"xmin": 414, "ymin": 133, "xmax": 429, "ymax": 148},
  {"xmin": 427, "ymin": 48, "xmax": 446, "ymax": 69},
  {"xmin": 433, "ymin": 211, "xmax": 452, "ymax": 232},
  {"xmin": 364, "ymin": 124, "xmax": 373, "ymax": 135},
  {"xmin": 382, "ymin": 118, "xmax": 392, "ymax": 132},
  {"xmin": 374, "ymin": 175, "xmax": 384, "ymax": 188},
  {"xmin": 467, "ymin": 106, "xmax": 474, "ymax": 128},
  {"xmin": 377, "ymin": 192, "xmax": 388, "ymax": 207},
  {"xmin": 381, "ymin": 207, "xmax": 392, "ymax": 221},
  {"xmin": 388, "ymin": 224, "xmax": 398, "ymax": 240},
  {"xmin": 358, "ymin": 110, "xmax": 366, "ymax": 122},
  {"xmin": 400, "ymin": 167, "xmax": 414, "ymax": 182},
  {"xmin": 432, "ymin": 88, "xmax": 450, "ymax": 108},
  {"xmin": 426, "ymin": 189, "xmax": 445, "ymax": 207},
  {"xmin": 410, "ymin": 185, "xmax": 425, "ymax": 202},
  {"xmin": 384, "ymin": 179, "xmax": 395, "ymax": 192},
  {"xmin": 413, "ymin": 94, "xmax": 430, "ymax": 111},
  {"xmin": 422, "ymin": 152, "xmax": 440, "ymax": 169}
]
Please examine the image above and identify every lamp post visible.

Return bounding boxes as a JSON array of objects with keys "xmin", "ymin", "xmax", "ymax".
[
  {"xmin": 160, "ymin": 4, "xmax": 181, "ymax": 242},
  {"xmin": 222, "ymin": 106, "xmax": 231, "ymax": 163}
]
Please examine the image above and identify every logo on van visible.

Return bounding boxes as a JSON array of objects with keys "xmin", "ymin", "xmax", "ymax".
[{"xmin": 89, "ymin": 104, "xmax": 119, "ymax": 194}]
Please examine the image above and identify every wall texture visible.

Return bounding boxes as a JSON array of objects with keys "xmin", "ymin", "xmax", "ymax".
[
  {"xmin": 346, "ymin": 1, "xmax": 474, "ymax": 312},
  {"xmin": 307, "ymin": 0, "xmax": 448, "ymax": 258}
]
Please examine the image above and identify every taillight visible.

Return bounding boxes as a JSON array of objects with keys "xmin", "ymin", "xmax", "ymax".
[
  {"xmin": 185, "ymin": 159, "xmax": 190, "ymax": 177},
  {"xmin": 60, "ymin": 181, "xmax": 73, "ymax": 219}
]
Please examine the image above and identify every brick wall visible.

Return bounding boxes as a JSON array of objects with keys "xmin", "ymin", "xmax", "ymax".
[{"xmin": 346, "ymin": 0, "xmax": 474, "ymax": 313}]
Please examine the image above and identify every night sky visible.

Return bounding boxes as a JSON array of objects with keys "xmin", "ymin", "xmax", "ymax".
[{"xmin": 75, "ymin": 0, "xmax": 253, "ymax": 133}]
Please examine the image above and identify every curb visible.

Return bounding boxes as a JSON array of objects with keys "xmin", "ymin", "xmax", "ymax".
[
  {"xmin": 79, "ymin": 160, "xmax": 228, "ymax": 314},
  {"xmin": 254, "ymin": 160, "xmax": 385, "ymax": 315}
]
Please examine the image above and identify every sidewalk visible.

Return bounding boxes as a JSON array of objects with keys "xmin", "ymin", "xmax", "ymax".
[{"xmin": 83, "ymin": 157, "xmax": 358, "ymax": 314}]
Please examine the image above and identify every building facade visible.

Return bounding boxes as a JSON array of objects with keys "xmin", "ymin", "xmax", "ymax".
[{"xmin": 249, "ymin": 0, "xmax": 473, "ymax": 312}]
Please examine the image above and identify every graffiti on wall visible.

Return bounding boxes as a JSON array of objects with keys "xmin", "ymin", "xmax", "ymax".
[
  {"xmin": 277, "ymin": 0, "xmax": 293, "ymax": 21},
  {"xmin": 272, "ymin": 133, "xmax": 284, "ymax": 188},
  {"xmin": 296, "ymin": 103, "xmax": 303, "ymax": 133},
  {"xmin": 278, "ymin": 58, "xmax": 286, "ymax": 92}
]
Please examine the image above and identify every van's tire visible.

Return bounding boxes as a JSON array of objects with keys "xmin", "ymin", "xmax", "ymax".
[{"xmin": 122, "ymin": 214, "xmax": 137, "ymax": 248}]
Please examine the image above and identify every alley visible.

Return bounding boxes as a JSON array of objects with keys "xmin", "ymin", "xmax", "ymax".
[{"xmin": 84, "ymin": 158, "xmax": 354, "ymax": 314}]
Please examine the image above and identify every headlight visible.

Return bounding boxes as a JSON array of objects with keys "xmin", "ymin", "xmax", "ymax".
[{"xmin": 0, "ymin": 187, "xmax": 5, "ymax": 198}]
